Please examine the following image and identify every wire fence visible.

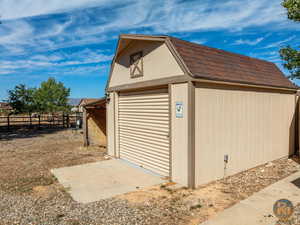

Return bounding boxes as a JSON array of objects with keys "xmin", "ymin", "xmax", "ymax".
[{"xmin": 0, "ymin": 114, "xmax": 82, "ymax": 132}]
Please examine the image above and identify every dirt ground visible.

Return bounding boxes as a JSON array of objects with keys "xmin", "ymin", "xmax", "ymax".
[
  {"xmin": 0, "ymin": 129, "xmax": 105, "ymax": 194},
  {"xmin": 0, "ymin": 129, "xmax": 300, "ymax": 225},
  {"xmin": 119, "ymin": 156, "xmax": 300, "ymax": 225}
]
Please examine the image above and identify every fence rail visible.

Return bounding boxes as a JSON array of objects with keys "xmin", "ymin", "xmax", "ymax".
[{"xmin": 0, "ymin": 114, "xmax": 82, "ymax": 132}]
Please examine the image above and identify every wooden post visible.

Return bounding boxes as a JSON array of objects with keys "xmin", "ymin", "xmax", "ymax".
[
  {"xmin": 62, "ymin": 114, "xmax": 65, "ymax": 128},
  {"xmin": 38, "ymin": 115, "xmax": 41, "ymax": 129},
  {"xmin": 83, "ymin": 108, "xmax": 89, "ymax": 146},
  {"xmin": 67, "ymin": 114, "xmax": 70, "ymax": 128},
  {"xmin": 29, "ymin": 114, "xmax": 32, "ymax": 128},
  {"xmin": 7, "ymin": 115, "xmax": 10, "ymax": 131}
]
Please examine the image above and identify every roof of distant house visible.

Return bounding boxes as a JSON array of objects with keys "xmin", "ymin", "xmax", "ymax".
[{"xmin": 78, "ymin": 98, "xmax": 102, "ymax": 106}]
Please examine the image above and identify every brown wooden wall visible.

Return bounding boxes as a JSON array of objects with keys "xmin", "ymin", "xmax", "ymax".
[{"xmin": 87, "ymin": 108, "xmax": 106, "ymax": 146}]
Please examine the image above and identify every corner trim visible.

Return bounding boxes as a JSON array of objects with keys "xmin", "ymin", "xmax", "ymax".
[
  {"xmin": 168, "ymin": 84, "xmax": 172, "ymax": 180},
  {"xmin": 188, "ymin": 81, "xmax": 195, "ymax": 188}
]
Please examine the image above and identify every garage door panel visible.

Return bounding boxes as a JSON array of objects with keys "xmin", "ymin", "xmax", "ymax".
[
  {"xmin": 119, "ymin": 131, "xmax": 169, "ymax": 145},
  {"xmin": 119, "ymin": 91, "xmax": 170, "ymax": 177},
  {"xmin": 119, "ymin": 126, "xmax": 168, "ymax": 137},
  {"xmin": 119, "ymin": 128, "xmax": 169, "ymax": 142},
  {"xmin": 119, "ymin": 109, "xmax": 169, "ymax": 114},
  {"xmin": 120, "ymin": 141, "xmax": 170, "ymax": 158},
  {"xmin": 119, "ymin": 123, "xmax": 169, "ymax": 135},
  {"xmin": 120, "ymin": 152, "xmax": 169, "ymax": 175},
  {"xmin": 120, "ymin": 144, "xmax": 169, "ymax": 162},
  {"xmin": 119, "ymin": 120, "xmax": 169, "ymax": 129},
  {"xmin": 120, "ymin": 134, "xmax": 169, "ymax": 149}
]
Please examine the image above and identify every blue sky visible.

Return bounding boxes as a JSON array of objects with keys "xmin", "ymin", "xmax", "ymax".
[{"xmin": 0, "ymin": 0, "xmax": 299, "ymax": 100}]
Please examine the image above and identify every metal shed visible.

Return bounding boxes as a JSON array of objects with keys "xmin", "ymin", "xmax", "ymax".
[{"xmin": 106, "ymin": 34, "xmax": 298, "ymax": 188}]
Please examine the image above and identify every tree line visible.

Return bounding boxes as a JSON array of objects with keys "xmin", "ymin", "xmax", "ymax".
[
  {"xmin": 6, "ymin": 77, "xmax": 71, "ymax": 115},
  {"xmin": 280, "ymin": 0, "xmax": 300, "ymax": 79}
]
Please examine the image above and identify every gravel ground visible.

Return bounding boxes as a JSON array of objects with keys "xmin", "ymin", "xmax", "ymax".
[
  {"xmin": 0, "ymin": 189, "xmax": 193, "ymax": 225},
  {"xmin": 0, "ymin": 129, "xmax": 299, "ymax": 225}
]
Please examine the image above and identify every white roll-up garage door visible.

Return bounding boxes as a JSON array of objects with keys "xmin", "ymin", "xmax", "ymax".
[{"xmin": 118, "ymin": 89, "xmax": 170, "ymax": 177}]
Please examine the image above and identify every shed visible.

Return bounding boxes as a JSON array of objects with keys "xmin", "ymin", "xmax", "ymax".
[
  {"xmin": 106, "ymin": 34, "xmax": 298, "ymax": 188},
  {"xmin": 82, "ymin": 98, "xmax": 106, "ymax": 147},
  {"xmin": 78, "ymin": 98, "xmax": 100, "ymax": 112}
]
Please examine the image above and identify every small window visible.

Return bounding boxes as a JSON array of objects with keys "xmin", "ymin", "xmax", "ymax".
[{"xmin": 130, "ymin": 51, "xmax": 143, "ymax": 78}]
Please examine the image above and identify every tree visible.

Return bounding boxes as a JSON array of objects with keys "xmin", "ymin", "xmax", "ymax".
[
  {"xmin": 279, "ymin": 46, "xmax": 300, "ymax": 79},
  {"xmin": 34, "ymin": 77, "xmax": 70, "ymax": 114},
  {"xmin": 7, "ymin": 84, "xmax": 36, "ymax": 114},
  {"xmin": 280, "ymin": 0, "xmax": 300, "ymax": 79},
  {"xmin": 282, "ymin": 0, "xmax": 300, "ymax": 21}
]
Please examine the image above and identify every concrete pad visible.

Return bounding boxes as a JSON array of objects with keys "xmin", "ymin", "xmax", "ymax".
[
  {"xmin": 51, "ymin": 159, "xmax": 164, "ymax": 203},
  {"xmin": 201, "ymin": 171, "xmax": 300, "ymax": 225}
]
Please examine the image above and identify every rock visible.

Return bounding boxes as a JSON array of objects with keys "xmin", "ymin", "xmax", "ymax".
[
  {"xmin": 166, "ymin": 183, "xmax": 185, "ymax": 191},
  {"xmin": 265, "ymin": 162, "xmax": 273, "ymax": 168},
  {"xmin": 182, "ymin": 196, "xmax": 203, "ymax": 210}
]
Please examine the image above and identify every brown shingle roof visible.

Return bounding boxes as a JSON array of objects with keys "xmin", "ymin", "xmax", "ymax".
[{"xmin": 169, "ymin": 37, "xmax": 297, "ymax": 89}]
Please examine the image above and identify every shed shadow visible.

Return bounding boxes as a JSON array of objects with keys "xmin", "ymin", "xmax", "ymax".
[
  {"xmin": 0, "ymin": 127, "xmax": 80, "ymax": 141},
  {"xmin": 291, "ymin": 177, "xmax": 300, "ymax": 189}
]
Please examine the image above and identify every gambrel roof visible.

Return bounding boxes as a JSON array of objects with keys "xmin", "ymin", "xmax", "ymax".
[{"xmin": 107, "ymin": 34, "xmax": 297, "ymax": 91}]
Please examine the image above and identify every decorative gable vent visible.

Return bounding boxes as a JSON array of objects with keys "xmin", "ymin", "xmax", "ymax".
[{"xmin": 130, "ymin": 51, "xmax": 143, "ymax": 78}]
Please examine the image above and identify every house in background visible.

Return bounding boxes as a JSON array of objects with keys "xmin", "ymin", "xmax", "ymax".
[
  {"xmin": 105, "ymin": 34, "xmax": 298, "ymax": 188},
  {"xmin": 68, "ymin": 98, "xmax": 82, "ymax": 112}
]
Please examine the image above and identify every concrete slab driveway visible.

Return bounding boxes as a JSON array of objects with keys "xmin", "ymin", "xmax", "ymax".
[{"xmin": 51, "ymin": 159, "xmax": 164, "ymax": 203}]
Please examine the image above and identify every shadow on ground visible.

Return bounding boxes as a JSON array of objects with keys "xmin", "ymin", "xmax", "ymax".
[{"xmin": 0, "ymin": 127, "xmax": 82, "ymax": 141}]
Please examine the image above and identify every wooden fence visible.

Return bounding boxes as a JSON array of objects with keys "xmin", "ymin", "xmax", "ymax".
[{"xmin": 0, "ymin": 114, "xmax": 82, "ymax": 132}]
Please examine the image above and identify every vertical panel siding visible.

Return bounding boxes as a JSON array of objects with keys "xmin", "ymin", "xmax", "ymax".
[
  {"xmin": 195, "ymin": 84, "xmax": 296, "ymax": 186},
  {"xmin": 118, "ymin": 90, "xmax": 170, "ymax": 176}
]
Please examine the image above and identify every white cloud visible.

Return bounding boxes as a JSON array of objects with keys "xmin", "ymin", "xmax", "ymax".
[
  {"xmin": 0, "ymin": 0, "xmax": 297, "ymax": 57},
  {"xmin": 0, "ymin": 20, "xmax": 34, "ymax": 45},
  {"xmin": 233, "ymin": 37, "xmax": 264, "ymax": 46},
  {"xmin": 261, "ymin": 36, "xmax": 296, "ymax": 49},
  {"xmin": 0, "ymin": 48, "xmax": 113, "ymax": 74},
  {"xmin": 0, "ymin": 0, "xmax": 133, "ymax": 20},
  {"xmin": 190, "ymin": 39, "xmax": 207, "ymax": 45}
]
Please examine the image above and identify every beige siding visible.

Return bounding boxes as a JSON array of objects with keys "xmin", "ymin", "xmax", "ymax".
[
  {"xmin": 107, "ymin": 92, "xmax": 116, "ymax": 156},
  {"xmin": 118, "ymin": 89, "xmax": 170, "ymax": 176},
  {"xmin": 195, "ymin": 83, "xmax": 296, "ymax": 186},
  {"xmin": 171, "ymin": 83, "xmax": 189, "ymax": 186},
  {"xmin": 109, "ymin": 40, "xmax": 184, "ymax": 88}
]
